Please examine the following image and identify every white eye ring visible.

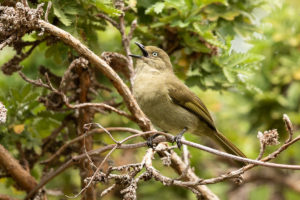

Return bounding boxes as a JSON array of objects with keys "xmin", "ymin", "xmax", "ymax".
[{"xmin": 152, "ymin": 52, "xmax": 158, "ymax": 56}]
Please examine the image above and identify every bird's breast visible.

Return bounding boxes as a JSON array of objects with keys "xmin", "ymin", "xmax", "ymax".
[{"xmin": 133, "ymin": 71, "xmax": 199, "ymax": 134}]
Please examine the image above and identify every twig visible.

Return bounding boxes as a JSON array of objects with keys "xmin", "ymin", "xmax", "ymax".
[
  {"xmin": 0, "ymin": 34, "xmax": 17, "ymax": 50},
  {"xmin": 42, "ymin": 126, "xmax": 300, "ymax": 169},
  {"xmin": 97, "ymin": 1, "xmax": 136, "ymax": 87},
  {"xmin": 181, "ymin": 137, "xmax": 300, "ymax": 169},
  {"xmin": 22, "ymin": 0, "xmax": 29, "ymax": 7},
  {"xmin": 45, "ymin": 1, "xmax": 52, "ymax": 22},
  {"xmin": 144, "ymin": 146, "xmax": 209, "ymax": 198},
  {"xmin": 182, "ymin": 136, "xmax": 190, "ymax": 166},
  {"xmin": 83, "ymin": 136, "xmax": 97, "ymax": 170},
  {"xmin": 40, "ymin": 127, "xmax": 148, "ymax": 164},
  {"xmin": 128, "ymin": 19, "xmax": 137, "ymax": 41},
  {"xmin": 256, "ymin": 131, "xmax": 266, "ymax": 160},
  {"xmin": 119, "ymin": 13, "xmax": 134, "ymax": 87},
  {"xmin": 30, "ymin": 135, "xmax": 167, "ymax": 200},
  {"xmin": 100, "ymin": 184, "xmax": 116, "ymax": 197},
  {"xmin": 18, "ymin": 72, "xmax": 50, "ymax": 89},
  {"xmin": 19, "ymin": 71, "xmax": 134, "ymax": 120},
  {"xmin": 283, "ymin": 114, "xmax": 293, "ymax": 142},
  {"xmin": 27, "ymin": 124, "xmax": 300, "ymax": 200},
  {"xmin": 84, "ymin": 123, "xmax": 120, "ymax": 145},
  {"xmin": 175, "ymin": 136, "xmax": 190, "ymax": 179},
  {"xmin": 40, "ymin": 123, "xmax": 300, "ymax": 199},
  {"xmin": 67, "ymin": 125, "xmax": 170, "ymax": 198},
  {"xmin": 0, "ymin": 145, "xmax": 37, "ymax": 192},
  {"xmin": 0, "ymin": 194, "xmax": 19, "ymax": 200},
  {"xmin": 168, "ymin": 150, "xmax": 218, "ymax": 200},
  {"xmin": 38, "ymin": 19, "xmax": 150, "ymax": 130},
  {"xmin": 67, "ymin": 103, "xmax": 134, "ymax": 120},
  {"xmin": 66, "ymin": 145, "xmax": 118, "ymax": 199},
  {"xmin": 96, "ymin": 13, "xmax": 119, "ymax": 29}
]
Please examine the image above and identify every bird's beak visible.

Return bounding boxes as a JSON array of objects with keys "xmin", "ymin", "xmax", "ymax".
[{"xmin": 129, "ymin": 42, "xmax": 149, "ymax": 58}]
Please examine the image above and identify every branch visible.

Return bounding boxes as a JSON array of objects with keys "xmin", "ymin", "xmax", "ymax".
[
  {"xmin": 67, "ymin": 102, "xmax": 134, "ymax": 120},
  {"xmin": 19, "ymin": 72, "xmax": 51, "ymax": 89},
  {"xmin": 118, "ymin": 13, "xmax": 135, "ymax": 87},
  {"xmin": 283, "ymin": 114, "xmax": 294, "ymax": 142},
  {"xmin": 0, "ymin": 194, "xmax": 19, "ymax": 200},
  {"xmin": 19, "ymin": 71, "xmax": 134, "ymax": 120},
  {"xmin": 181, "ymin": 136, "xmax": 300, "ymax": 169},
  {"xmin": 45, "ymin": 1, "xmax": 52, "ymax": 22},
  {"xmin": 21, "ymin": 0, "xmax": 29, "ymax": 7},
  {"xmin": 76, "ymin": 61, "xmax": 97, "ymax": 200},
  {"xmin": 36, "ymin": 121, "xmax": 300, "ymax": 200},
  {"xmin": 26, "ymin": 135, "xmax": 167, "ymax": 200},
  {"xmin": 37, "ymin": 19, "xmax": 150, "ymax": 131},
  {"xmin": 128, "ymin": 19, "xmax": 137, "ymax": 41},
  {"xmin": 0, "ymin": 145, "xmax": 37, "ymax": 192},
  {"xmin": 96, "ymin": 1, "xmax": 137, "ymax": 87},
  {"xmin": 0, "ymin": 34, "xmax": 17, "ymax": 50},
  {"xmin": 96, "ymin": 13, "xmax": 119, "ymax": 29}
]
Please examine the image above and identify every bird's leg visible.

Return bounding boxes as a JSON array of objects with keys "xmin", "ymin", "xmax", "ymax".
[
  {"xmin": 173, "ymin": 127, "xmax": 188, "ymax": 149},
  {"xmin": 147, "ymin": 134, "xmax": 160, "ymax": 148}
]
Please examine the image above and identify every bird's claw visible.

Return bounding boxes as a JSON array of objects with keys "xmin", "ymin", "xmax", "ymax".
[
  {"xmin": 147, "ymin": 134, "xmax": 159, "ymax": 148},
  {"xmin": 172, "ymin": 127, "xmax": 187, "ymax": 150},
  {"xmin": 173, "ymin": 135, "xmax": 183, "ymax": 149}
]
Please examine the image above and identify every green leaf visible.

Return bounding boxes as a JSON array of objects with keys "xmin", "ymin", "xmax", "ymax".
[
  {"xmin": 194, "ymin": 0, "xmax": 228, "ymax": 7},
  {"xmin": 287, "ymin": 82, "xmax": 300, "ymax": 109},
  {"xmin": 20, "ymin": 84, "xmax": 32, "ymax": 100},
  {"xmin": 53, "ymin": 6, "xmax": 72, "ymax": 26},
  {"xmin": 223, "ymin": 68, "xmax": 235, "ymax": 83},
  {"xmin": 182, "ymin": 32, "xmax": 211, "ymax": 53},
  {"xmin": 229, "ymin": 35, "xmax": 253, "ymax": 54},
  {"xmin": 145, "ymin": 2, "xmax": 165, "ymax": 14},
  {"xmin": 94, "ymin": 0, "xmax": 122, "ymax": 16}
]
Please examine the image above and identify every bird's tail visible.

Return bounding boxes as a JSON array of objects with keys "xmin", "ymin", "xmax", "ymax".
[{"xmin": 210, "ymin": 131, "xmax": 246, "ymax": 166}]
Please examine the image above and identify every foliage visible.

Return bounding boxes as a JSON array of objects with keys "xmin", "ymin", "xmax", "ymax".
[
  {"xmin": 136, "ymin": 0, "xmax": 271, "ymax": 91},
  {"xmin": 1, "ymin": 0, "xmax": 300, "ymax": 199}
]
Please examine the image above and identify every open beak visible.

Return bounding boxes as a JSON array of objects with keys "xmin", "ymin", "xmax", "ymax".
[{"xmin": 129, "ymin": 42, "xmax": 149, "ymax": 58}]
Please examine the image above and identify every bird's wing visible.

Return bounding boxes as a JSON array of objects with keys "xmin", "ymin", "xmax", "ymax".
[{"xmin": 167, "ymin": 80, "xmax": 216, "ymax": 130}]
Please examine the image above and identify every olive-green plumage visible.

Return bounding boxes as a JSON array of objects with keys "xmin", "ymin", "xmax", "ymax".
[{"xmin": 130, "ymin": 43, "xmax": 246, "ymax": 165}]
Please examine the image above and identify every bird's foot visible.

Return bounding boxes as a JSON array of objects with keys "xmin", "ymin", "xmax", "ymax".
[
  {"xmin": 147, "ymin": 134, "xmax": 160, "ymax": 148},
  {"xmin": 172, "ymin": 127, "xmax": 188, "ymax": 150},
  {"xmin": 173, "ymin": 135, "xmax": 183, "ymax": 149}
]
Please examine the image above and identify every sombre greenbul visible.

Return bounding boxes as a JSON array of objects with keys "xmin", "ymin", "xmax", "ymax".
[{"xmin": 130, "ymin": 42, "xmax": 246, "ymax": 166}]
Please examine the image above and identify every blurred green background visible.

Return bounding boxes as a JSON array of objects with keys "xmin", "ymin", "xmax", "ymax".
[{"xmin": 1, "ymin": 0, "xmax": 300, "ymax": 199}]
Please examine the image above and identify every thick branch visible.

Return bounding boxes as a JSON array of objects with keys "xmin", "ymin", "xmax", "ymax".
[
  {"xmin": 0, "ymin": 194, "xmax": 19, "ymax": 200},
  {"xmin": 0, "ymin": 144, "xmax": 37, "ymax": 192},
  {"xmin": 37, "ymin": 19, "xmax": 150, "ymax": 131}
]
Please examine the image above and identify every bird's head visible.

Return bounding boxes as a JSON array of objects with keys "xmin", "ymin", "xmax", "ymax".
[{"xmin": 130, "ymin": 42, "xmax": 173, "ymax": 71}]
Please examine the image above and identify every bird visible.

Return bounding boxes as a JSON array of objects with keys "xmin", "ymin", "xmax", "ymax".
[{"xmin": 130, "ymin": 42, "xmax": 246, "ymax": 164}]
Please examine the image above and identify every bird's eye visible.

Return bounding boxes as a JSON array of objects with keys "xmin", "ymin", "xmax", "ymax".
[{"xmin": 152, "ymin": 52, "xmax": 158, "ymax": 57}]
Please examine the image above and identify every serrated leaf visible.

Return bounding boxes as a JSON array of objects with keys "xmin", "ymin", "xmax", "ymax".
[
  {"xmin": 64, "ymin": 7, "xmax": 79, "ymax": 15},
  {"xmin": 223, "ymin": 68, "xmax": 235, "ymax": 83},
  {"xmin": 53, "ymin": 6, "xmax": 72, "ymax": 26},
  {"xmin": 207, "ymin": 38, "xmax": 227, "ymax": 49},
  {"xmin": 287, "ymin": 82, "xmax": 300, "ymax": 109},
  {"xmin": 21, "ymin": 84, "xmax": 32, "ymax": 100},
  {"xmin": 171, "ymin": 20, "xmax": 190, "ymax": 28},
  {"xmin": 94, "ymin": 0, "xmax": 122, "ymax": 16},
  {"xmin": 229, "ymin": 35, "xmax": 253, "ymax": 54},
  {"xmin": 145, "ymin": 2, "xmax": 165, "ymax": 14},
  {"xmin": 186, "ymin": 75, "xmax": 202, "ymax": 87},
  {"xmin": 194, "ymin": 0, "xmax": 228, "ymax": 7},
  {"xmin": 31, "ymin": 104, "xmax": 46, "ymax": 116}
]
